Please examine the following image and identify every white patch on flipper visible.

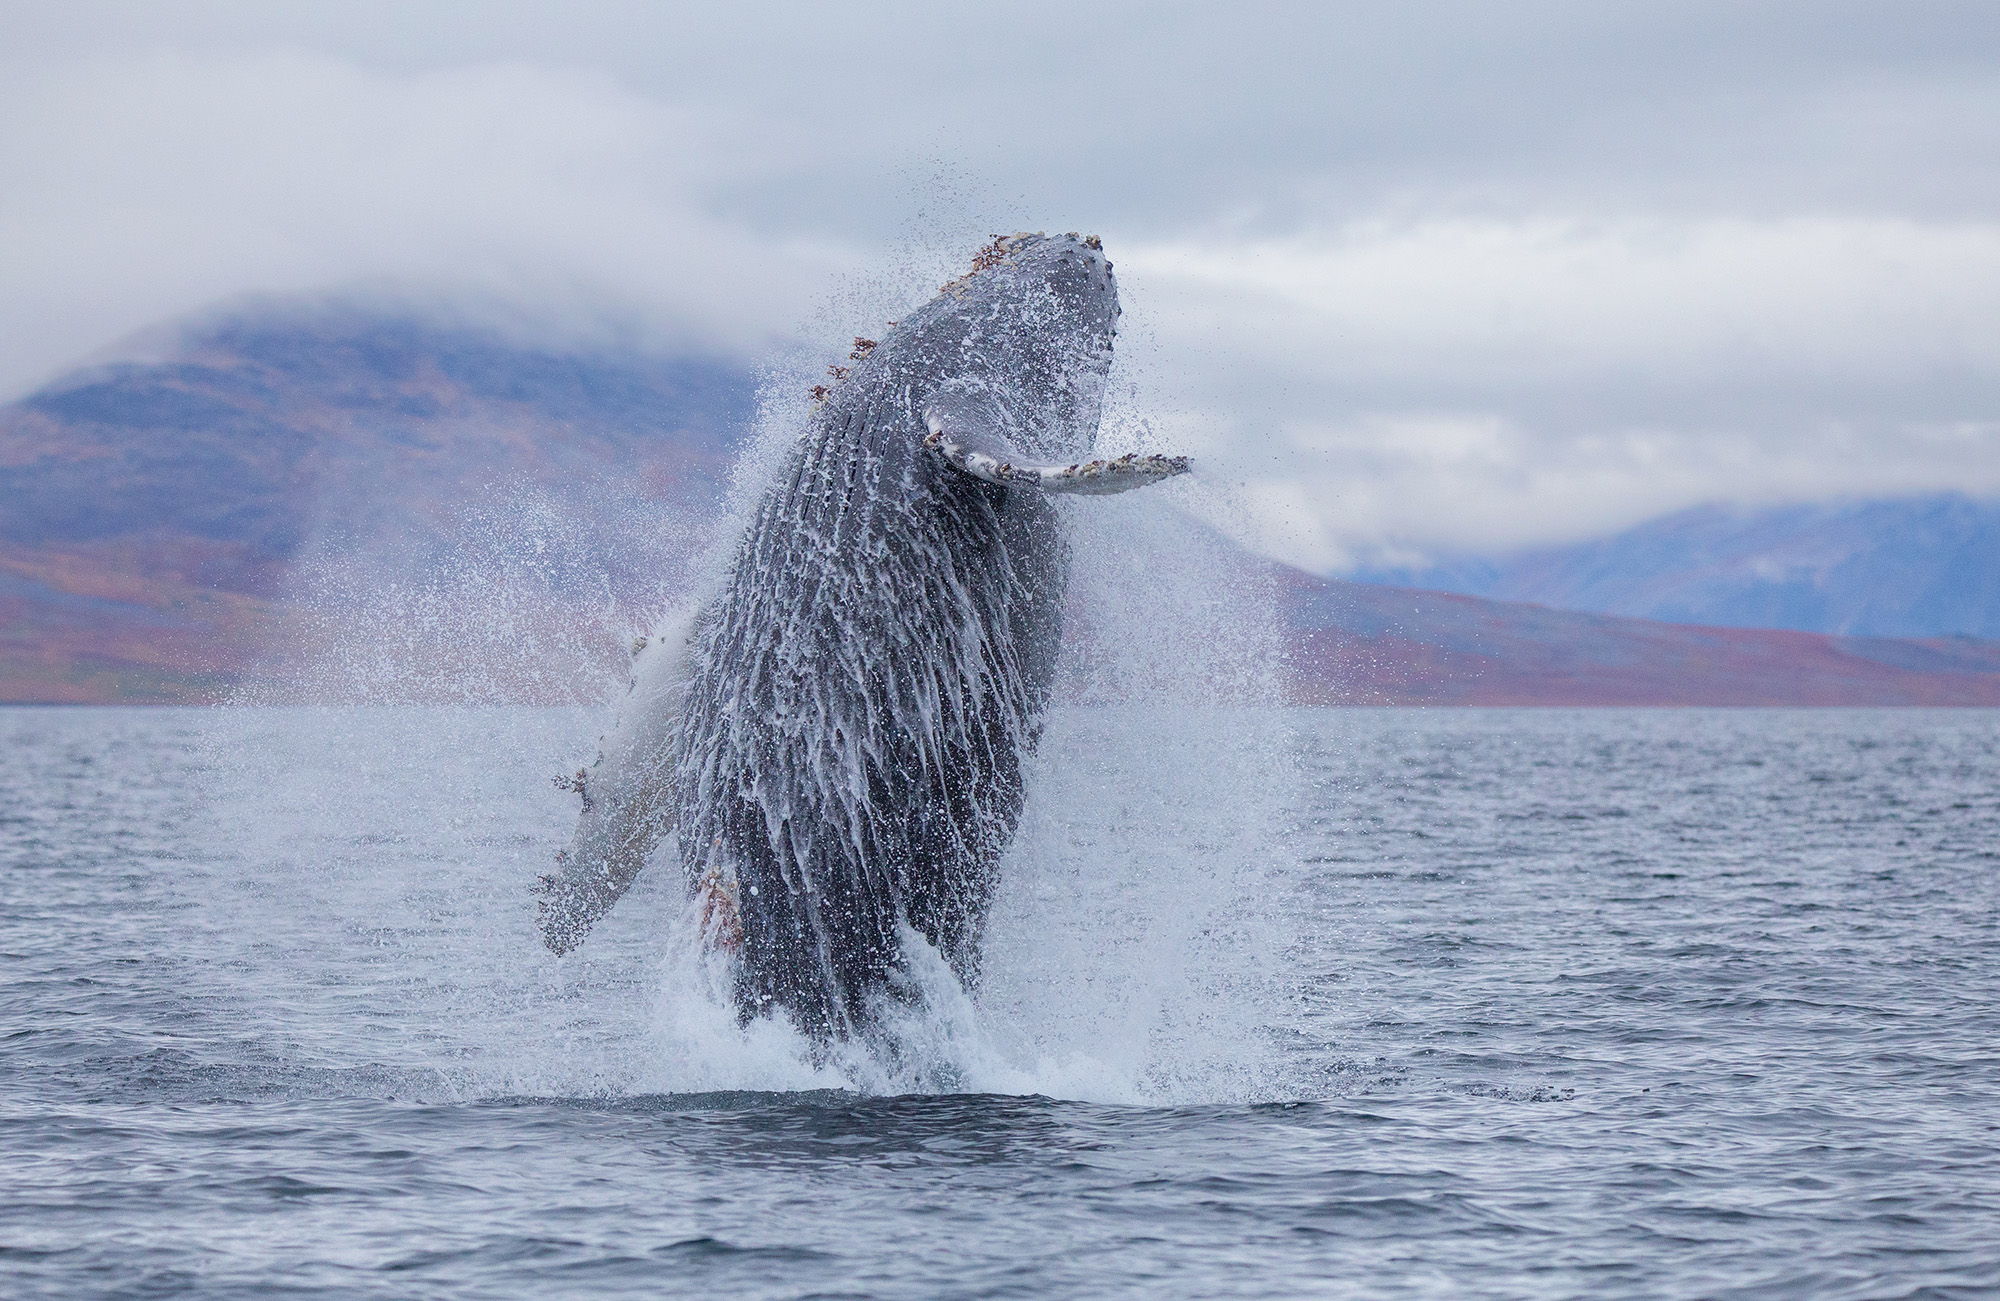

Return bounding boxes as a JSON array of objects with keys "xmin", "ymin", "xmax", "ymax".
[
  {"xmin": 923, "ymin": 410, "xmax": 1191, "ymax": 496},
  {"xmin": 536, "ymin": 602, "xmax": 703, "ymax": 953}
]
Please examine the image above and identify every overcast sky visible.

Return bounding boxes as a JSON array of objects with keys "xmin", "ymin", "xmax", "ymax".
[{"xmin": 5, "ymin": 0, "xmax": 1999, "ymax": 567}]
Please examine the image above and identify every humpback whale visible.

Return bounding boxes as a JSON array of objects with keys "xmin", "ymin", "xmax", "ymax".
[{"xmin": 536, "ymin": 233, "xmax": 1189, "ymax": 1044}]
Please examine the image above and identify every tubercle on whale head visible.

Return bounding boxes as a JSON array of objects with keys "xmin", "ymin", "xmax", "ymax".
[
  {"xmin": 967, "ymin": 233, "xmax": 1017, "ymax": 274},
  {"xmin": 937, "ymin": 231, "xmax": 1046, "ymax": 296}
]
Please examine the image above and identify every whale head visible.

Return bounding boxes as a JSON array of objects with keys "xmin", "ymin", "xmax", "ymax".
[
  {"xmin": 964, "ymin": 230, "xmax": 1120, "ymax": 352},
  {"xmin": 869, "ymin": 232, "xmax": 1122, "ymax": 461}
]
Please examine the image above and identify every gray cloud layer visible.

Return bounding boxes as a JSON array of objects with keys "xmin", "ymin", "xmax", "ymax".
[{"xmin": 6, "ymin": 1, "xmax": 1998, "ymax": 566}]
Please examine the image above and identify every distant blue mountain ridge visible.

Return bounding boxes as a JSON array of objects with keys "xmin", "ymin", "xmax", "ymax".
[{"xmin": 1350, "ymin": 496, "xmax": 2000, "ymax": 639}]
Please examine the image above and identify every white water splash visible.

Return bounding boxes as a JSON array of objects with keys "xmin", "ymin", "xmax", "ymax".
[
  {"xmin": 185, "ymin": 261, "xmax": 1305, "ymax": 1107},
  {"xmin": 184, "ymin": 494, "xmax": 1300, "ymax": 1105}
]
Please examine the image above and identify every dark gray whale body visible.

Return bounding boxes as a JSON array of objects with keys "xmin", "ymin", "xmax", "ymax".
[{"xmin": 537, "ymin": 233, "xmax": 1188, "ymax": 1045}]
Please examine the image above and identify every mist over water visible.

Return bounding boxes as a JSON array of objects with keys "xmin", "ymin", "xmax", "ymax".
[{"xmin": 241, "ymin": 475, "xmax": 717, "ymax": 707}]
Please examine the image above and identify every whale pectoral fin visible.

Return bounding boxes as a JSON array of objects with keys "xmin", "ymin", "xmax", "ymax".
[
  {"xmin": 534, "ymin": 804, "xmax": 662, "ymax": 955},
  {"xmin": 988, "ymin": 450, "xmax": 1192, "ymax": 496},
  {"xmin": 923, "ymin": 409, "xmax": 1190, "ymax": 496},
  {"xmin": 536, "ymin": 613, "xmax": 700, "ymax": 955}
]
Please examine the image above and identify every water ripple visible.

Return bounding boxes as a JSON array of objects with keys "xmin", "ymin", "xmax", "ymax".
[{"xmin": 3, "ymin": 707, "xmax": 1999, "ymax": 1297}]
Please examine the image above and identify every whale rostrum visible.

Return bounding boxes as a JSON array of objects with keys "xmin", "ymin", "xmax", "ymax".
[{"xmin": 534, "ymin": 233, "xmax": 1190, "ymax": 1044}]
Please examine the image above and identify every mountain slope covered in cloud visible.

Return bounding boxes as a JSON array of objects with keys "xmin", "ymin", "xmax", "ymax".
[
  {"xmin": 0, "ymin": 308, "xmax": 752, "ymax": 702},
  {"xmin": 1351, "ymin": 497, "xmax": 2000, "ymax": 639}
]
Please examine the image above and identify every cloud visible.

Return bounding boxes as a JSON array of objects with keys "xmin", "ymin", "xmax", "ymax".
[
  {"xmin": 1134, "ymin": 218, "xmax": 2000, "ymax": 394},
  {"xmin": 1126, "ymin": 217, "xmax": 2000, "ymax": 566},
  {"xmin": 0, "ymin": 49, "xmax": 845, "ymax": 394},
  {"xmin": 4, "ymin": 3, "xmax": 2000, "ymax": 565}
]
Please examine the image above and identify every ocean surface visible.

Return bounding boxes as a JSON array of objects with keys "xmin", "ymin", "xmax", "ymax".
[{"xmin": 4, "ymin": 705, "xmax": 1998, "ymax": 1299}]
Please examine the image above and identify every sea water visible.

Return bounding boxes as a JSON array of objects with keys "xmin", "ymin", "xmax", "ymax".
[{"xmin": 5, "ymin": 705, "xmax": 1998, "ymax": 1298}]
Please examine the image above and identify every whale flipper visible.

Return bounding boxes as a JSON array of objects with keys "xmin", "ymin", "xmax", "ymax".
[
  {"xmin": 922, "ymin": 408, "xmax": 1190, "ymax": 496},
  {"xmin": 536, "ymin": 608, "xmax": 700, "ymax": 954}
]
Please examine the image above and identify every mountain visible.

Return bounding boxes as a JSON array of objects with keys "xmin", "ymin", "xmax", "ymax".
[
  {"xmin": 1353, "ymin": 496, "xmax": 2000, "ymax": 639},
  {"xmin": 1, "ymin": 308, "xmax": 753, "ymax": 703},
  {"xmin": 6, "ymin": 308, "xmax": 2000, "ymax": 706},
  {"xmin": 1284, "ymin": 572, "xmax": 2000, "ymax": 706}
]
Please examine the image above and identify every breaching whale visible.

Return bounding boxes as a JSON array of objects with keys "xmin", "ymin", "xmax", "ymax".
[{"xmin": 536, "ymin": 232, "xmax": 1190, "ymax": 1044}]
